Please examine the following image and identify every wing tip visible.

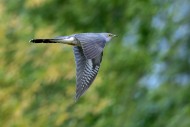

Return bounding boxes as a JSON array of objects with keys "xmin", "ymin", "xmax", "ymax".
[
  {"xmin": 75, "ymin": 93, "xmax": 82, "ymax": 102},
  {"xmin": 75, "ymin": 96, "xmax": 80, "ymax": 102},
  {"xmin": 75, "ymin": 88, "xmax": 88, "ymax": 101},
  {"xmin": 75, "ymin": 91, "xmax": 82, "ymax": 101}
]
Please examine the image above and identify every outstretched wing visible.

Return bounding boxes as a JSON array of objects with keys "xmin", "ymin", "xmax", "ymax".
[
  {"xmin": 73, "ymin": 46, "xmax": 103, "ymax": 100},
  {"xmin": 74, "ymin": 33, "xmax": 106, "ymax": 59}
]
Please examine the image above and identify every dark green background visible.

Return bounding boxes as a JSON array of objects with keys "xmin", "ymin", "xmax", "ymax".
[{"xmin": 0, "ymin": 0, "xmax": 190, "ymax": 126}]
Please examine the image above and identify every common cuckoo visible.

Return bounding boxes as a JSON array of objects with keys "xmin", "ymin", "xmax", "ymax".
[{"xmin": 30, "ymin": 33, "xmax": 116, "ymax": 100}]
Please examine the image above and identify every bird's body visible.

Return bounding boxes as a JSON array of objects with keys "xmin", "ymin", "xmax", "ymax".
[{"xmin": 30, "ymin": 33, "xmax": 116, "ymax": 100}]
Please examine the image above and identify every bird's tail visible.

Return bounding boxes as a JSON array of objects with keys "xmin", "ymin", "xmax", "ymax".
[{"xmin": 29, "ymin": 39, "xmax": 63, "ymax": 43}]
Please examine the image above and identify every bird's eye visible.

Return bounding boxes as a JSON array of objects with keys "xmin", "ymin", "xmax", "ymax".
[{"xmin": 108, "ymin": 34, "xmax": 112, "ymax": 37}]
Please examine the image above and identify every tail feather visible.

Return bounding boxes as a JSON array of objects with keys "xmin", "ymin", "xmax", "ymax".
[{"xmin": 29, "ymin": 39, "xmax": 62, "ymax": 43}]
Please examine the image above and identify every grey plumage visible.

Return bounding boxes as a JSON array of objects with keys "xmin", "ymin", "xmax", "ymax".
[{"xmin": 30, "ymin": 33, "xmax": 116, "ymax": 100}]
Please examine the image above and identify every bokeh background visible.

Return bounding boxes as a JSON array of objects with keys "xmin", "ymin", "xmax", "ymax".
[{"xmin": 0, "ymin": 0, "xmax": 190, "ymax": 127}]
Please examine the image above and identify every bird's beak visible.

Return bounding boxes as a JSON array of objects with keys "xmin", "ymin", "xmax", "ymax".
[{"xmin": 113, "ymin": 34, "xmax": 117, "ymax": 37}]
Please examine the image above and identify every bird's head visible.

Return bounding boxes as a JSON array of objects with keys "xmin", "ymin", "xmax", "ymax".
[{"xmin": 100, "ymin": 33, "xmax": 117, "ymax": 42}]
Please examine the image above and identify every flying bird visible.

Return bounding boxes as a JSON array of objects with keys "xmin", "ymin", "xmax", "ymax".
[{"xmin": 30, "ymin": 33, "xmax": 117, "ymax": 100}]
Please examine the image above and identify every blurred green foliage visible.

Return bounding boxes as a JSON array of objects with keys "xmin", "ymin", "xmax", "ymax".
[{"xmin": 0, "ymin": 0, "xmax": 190, "ymax": 127}]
